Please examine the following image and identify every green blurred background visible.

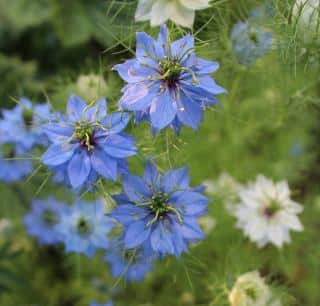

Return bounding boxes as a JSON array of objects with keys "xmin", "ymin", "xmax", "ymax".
[{"xmin": 0, "ymin": 0, "xmax": 319, "ymax": 305}]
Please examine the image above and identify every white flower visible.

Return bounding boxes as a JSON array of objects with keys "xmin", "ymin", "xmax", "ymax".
[
  {"xmin": 235, "ymin": 175, "xmax": 303, "ymax": 248},
  {"xmin": 229, "ymin": 270, "xmax": 282, "ymax": 306},
  {"xmin": 76, "ymin": 73, "xmax": 108, "ymax": 102},
  {"xmin": 0, "ymin": 218, "xmax": 12, "ymax": 235},
  {"xmin": 135, "ymin": 0, "xmax": 210, "ymax": 28},
  {"xmin": 203, "ymin": 172, "xmax": 242, "ymax": 214},
  {"xmin": 292, "ymin": 0, "xmax": 320, "ymax": 43}
]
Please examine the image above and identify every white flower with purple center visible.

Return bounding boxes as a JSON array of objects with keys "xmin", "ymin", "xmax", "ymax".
[{"xmin": 235, "ymin": 175, "xmax": 303, "ymax": 248}]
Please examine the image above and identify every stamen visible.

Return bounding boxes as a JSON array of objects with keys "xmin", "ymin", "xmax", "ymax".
[
  {"xmin": 23, "ymin": 109, "xmax": 33, "ymax": 129},
  {"xmin": 77, "ymin": 217, "xmax": 92, "ymax": 236}
]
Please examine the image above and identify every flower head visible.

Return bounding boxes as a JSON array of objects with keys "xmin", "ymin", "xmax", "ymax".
[
  {"xmin": 110, "ymin": 161, "xmax": 209, "ymax": 257},
  {"xmin": 41, "ymin": 95, "xmax": 137, "ymax": 189},
  {"xmin": 23, "ymin": 197, "xmax": 65, "ymax": 245},
  {"xmin": 231, "ymin": 21, "xmax": 272, "ymax": 66},
  {"xmin": 135, "ymin": 0, "xmax": 211, "ymax": 28},
  {"xmin": 229, "ymin": 271, "xmax": 282, "ymax": 306},
  {"xmin": 104, "ymin": 239, "xmax": 154, "ymax": 282},
  {"xmin": 90, "ymin": 302, "xmax": 113, "ymax": 306},
  {"xmin": 114, "ymin": 25, "xmax": 225, "ymax": 133},
  {"xmin": 57, "ymin": 199, "xmax": 114, "ymax": 257},
  {"xmin": 235, "ymin": 175, "xmax": 303, "ymax": 248},
  {"xmin": 0, "ymin": 97, "xmax": 52, "ymax": 150},
  {"xmin": 203, "ymin": 172, "xmax": 242, "ymax": 214},
  {"xmin": 76, "ymin": 73, "xmax": 108, "ymax": 102},
  {"xmin": 0, "ymin": 144, "xmax": 33, "ymax": 183}
]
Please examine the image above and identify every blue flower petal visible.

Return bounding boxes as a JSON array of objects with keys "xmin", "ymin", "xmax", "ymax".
[
  {"xmin": 136, "ymin": 32, "xmax": 157, "ymax": 59},
  {"xmin": 170, "ymin": 191, "xmax": 208, "ymax": 216},
  {"xmin": 143, "ymin": 160, "xmax": 161, "ymax": 190},
  {"xmin": 84, "ymin": 98, "xmax": 107, "ymax": 122},
  {"xmin": 150, "ymin": 90, "xmax": 177, "ymax": 129},
  {"xmin": 176, "ymin": 92, "xmax": 203, "ymax": 129},
  {"xmin": 119, "ymin": 83, "xmax": 157, "ymax": 111},
  {"xmin": 43, "ymin": 123, "xmax": 73, "ymax": 143},
  {"xmin": 41, "ymin": 143, "xmax": 77, "ymax": 166},
  {"xmin": 100, "ymin": 112, "xmax": 131, "ymax": 135},
  {"xmin": 176, "ymin": 217, "xmax": 205, "ymax": 241},
  {"xmin": 123, "ymin": 173, "xmax": 150, "ymax": 202},
  {"xmin": 67, "ymin": 150, "xmax": 91, "ymax": 188},
  {"xmin": 124, "ymin": 221, "xmax": 151, "ymax": 249},
  {"xmin": 91, "ymin": 149, "xmax": 117, "ymax": 181},
  {"xmin": 101, "ymin": 134, "xmax": 137, "ymax": 158},
  {"xmin": 162, "ymin": 167, "xmax": 189, "ymax": 193},
  {"xmin": 150, "ymin": 221, "xmax": 175, "ymax": 255},
  {"xmin": 67, "ymin": 95, "xmax": 86, "ymax": 122},
  {"xmin": 110, "ymin": 204, "xmax": 149, "ymax": 225},
  {"xmin": 195, "ymin": 58, "xmax": 220, "ymax": 74}
]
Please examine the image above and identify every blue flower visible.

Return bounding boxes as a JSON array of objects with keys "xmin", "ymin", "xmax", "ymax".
[
  {"xmin": 90, "ymin": 301, "xmax": 113, "ymax": 306},
  {"xmin": 104, "ymin": 239, "xmax": 154, "ymax": 282},
  {"xmin": 0, "ymin": 97, "xmax": 52, "ymax": 150},
  {"xmin": 113, "ymin": 25, "xmax": 225, "ymax": 133},
  {"xmin": 23, "ymin": 197, "xmax": 65, "ymax": 245},
  {"xmin": 110, "ymin": 161, "xmax": 209, "ymax": 257},
  {"xmin": 0, "ymin": 144, "xmax": 33, "ymax": 183},
  {"xmin": 41, "ymin": 95, "xmax": 137, "ymax": 190},
  {"xmin": 231, "ymin": 21, "xmax": 272, "ymax": 66},
  {"xmin": 57, "ymin": 199, "xmax": 114, "ymax": 257}
]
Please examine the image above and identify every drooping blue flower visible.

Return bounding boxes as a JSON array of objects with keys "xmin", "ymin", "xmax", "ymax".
[
  {"xmin": 23, "ymin": 197, "xmax": 65, "ymax": 245},
  {"xmin": 57, "ymin": 199, "xmax": 114, "ymax": 257},
  {"xmin": 0, "ymin": 97, "xmax": 53, "ymax": 150},
  {"xmin": 104, "ymin": 239, "xmax": 154, "ymax": 282},
  {"xmin": 110, "ymin": 161, "xmax": 209, "ymax": 257},
  {"xmin": 90, "ymin": 301, "xmax": 113, "ymax": 306},
  {"xmin": 41, "ymin": 95, "xmax": 137, "ymax": 190},
  {"xmin": 113, "ymin": 25, "xmax": 226, "ymax": 133},
  {"xmin": 250, "ymin": 2, "xmax": 275, "ymax": 20},
  {"xmin": 0, "ymin": 144, "xmax": 33, "ymax": 183},
  {"xmin": 231, "ymin": 21, "xmax": 272, "ymax": 66}
]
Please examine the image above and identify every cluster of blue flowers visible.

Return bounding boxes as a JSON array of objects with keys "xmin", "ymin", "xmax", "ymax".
[
  {"xmin": 0, "ymin": 97, "xmax": 52, "ymax": 183},
  {"xmin": 0, "ymin": 24, "xmax": 233, "ymax": 302}
]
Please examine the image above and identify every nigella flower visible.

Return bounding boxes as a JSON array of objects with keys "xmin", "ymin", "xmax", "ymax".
[
  {"xmin": 110, "ymin": 161, "xmax": 209, "ymax": 257},
  {"xmin": 23, "ymin": 197, "xmax": 65, "ymax": 245},
  {"xmin": 235, "ymin": 175, "xmax": 303, "ymax": 248},
  {"xmin": 57, "ymin": 199, "xmax": 114, "ymax": 257},
  {"xmin": 104, "ymin": 239, "xmax": 154, "ymax": 282},
  {"xmin": 0, "ymin": 144, "xmax": 33, "ymax": 183},
  {"xmin": 135, "ymin": 0, "xmax": 211, "ymax": 28},
  {"xmin": 229, "ymin": 271, "xmax": 282, "ymax": 306},
  {"xmin": 113, "ymin": 25, "xmax": 225, "ymax": 134},
  {"xmin": 90, "ymin": 302, "xmax": 113, "ymax": 306},
  {"xmin": 41, "ymin": 95, "xmax": 137, "ymax": 189},
  {"xmin": 0, "ymin": 97, "xmax": 52, "ymax": 150},
  {"xmin": 231, "ymin": 21, "xmax": 272, "ymax": 66}
]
